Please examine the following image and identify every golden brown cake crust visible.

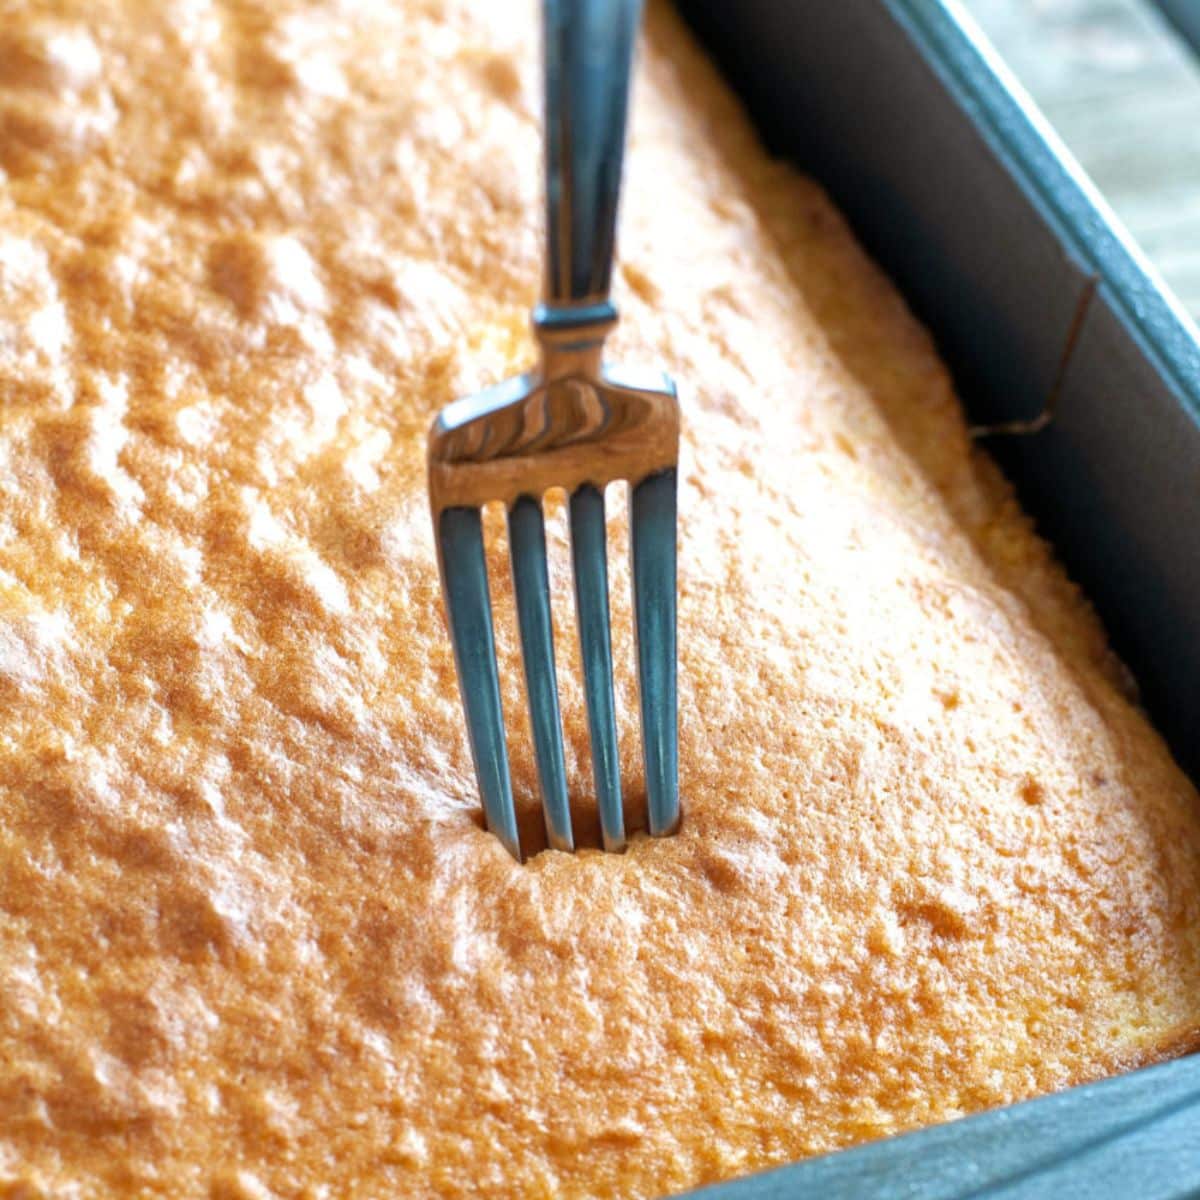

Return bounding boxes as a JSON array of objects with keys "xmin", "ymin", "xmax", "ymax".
[{"xmin": 3, "ymin": 2, "xmax": 1200, "ymax": 1197}]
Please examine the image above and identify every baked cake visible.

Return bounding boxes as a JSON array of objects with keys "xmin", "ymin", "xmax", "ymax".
[{"xmin": 2, "ymin": 1, "xmax": 1200, "ymax": 1196}]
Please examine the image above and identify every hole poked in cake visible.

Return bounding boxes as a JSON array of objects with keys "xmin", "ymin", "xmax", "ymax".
[{"xmin": 1020, "ymin": 777, "xmax": 1046, "ymax": 806}]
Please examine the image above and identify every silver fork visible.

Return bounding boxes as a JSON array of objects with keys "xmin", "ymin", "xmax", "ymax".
[{"xmin": 427, "ymin": 0, "xmax": 680, "ymax": 861}]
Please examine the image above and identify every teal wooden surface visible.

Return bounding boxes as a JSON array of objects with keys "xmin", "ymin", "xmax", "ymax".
[{"xmin": 963, "ymin": 0, "xmax": 1200, "ymax": 323}]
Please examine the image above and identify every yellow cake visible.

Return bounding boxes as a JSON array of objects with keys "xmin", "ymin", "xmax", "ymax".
[{"xmin": 2, "ymin": 1, "xmax": 1200, "ymax": 1196}]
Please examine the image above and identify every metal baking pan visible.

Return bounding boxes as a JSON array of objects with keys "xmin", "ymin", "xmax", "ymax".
[
  {"xmin": 1155, "ymin": 0, "xmax": 1200, "ymax": 55},
  {"xmin": 671, "ymin": 0, "xmax": 1200, "ymax": 1195}
]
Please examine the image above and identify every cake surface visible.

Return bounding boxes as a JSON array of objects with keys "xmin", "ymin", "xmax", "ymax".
[{"xmin": 3, "ymin": 1, "xmax": 1200, "ymax": 1197}]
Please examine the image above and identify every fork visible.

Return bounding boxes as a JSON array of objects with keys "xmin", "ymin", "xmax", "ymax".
[{"xmin": 427, "ymin": 0, "xmax": 680, "ymax": 861}]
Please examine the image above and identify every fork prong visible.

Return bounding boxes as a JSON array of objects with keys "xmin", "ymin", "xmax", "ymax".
[
  {"xmin": 508, "ymin": 495, "xmax": 573, "ymax": 852},
  {"xmin": 631, "ymin": 468, "xmax": 679, "ymax": 836},
  {"xmin": 569, "ymin": 484, "xmax": 625, "ymax": 852},
  {"xmin": 437, "ymin": 506, "xmax": 521, "ymax": 860}
]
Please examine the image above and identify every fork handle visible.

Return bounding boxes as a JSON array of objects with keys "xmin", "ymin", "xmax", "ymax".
[{"xmin": 537, "ymin": 0, "xmax": 642, "ymax": 333}]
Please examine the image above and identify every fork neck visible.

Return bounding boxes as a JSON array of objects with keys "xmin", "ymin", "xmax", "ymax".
[
  {"xmin": 537, "ymin": 0, "xmax": 642, "ymax": 382},
  {"xmin": 533, "ymin": 302, "xmax": 616, "ymax": 381}
]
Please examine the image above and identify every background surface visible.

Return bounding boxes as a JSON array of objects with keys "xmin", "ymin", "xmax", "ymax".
[{"xmin": 965, "ymin": 0, "xmax": 1200, "ymax": 322}]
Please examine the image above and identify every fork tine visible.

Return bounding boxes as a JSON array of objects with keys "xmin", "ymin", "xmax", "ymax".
[
  {"xmin": 437, "ymin": 506, "xmax": 521, "ymax": 860},
  {"xmin": 569, "ymin": 484, "xmax": 625, "ymax": 852},
  {"xmin": 631, "ymin": 468, "xmax": 679, "ymax": 836},
  {"xmin": 508, "ymin": 495, "xmax": 573, "ymax": 852}
]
